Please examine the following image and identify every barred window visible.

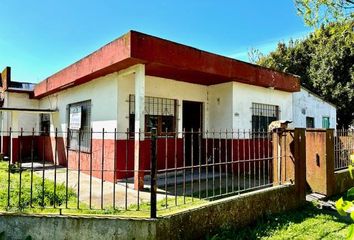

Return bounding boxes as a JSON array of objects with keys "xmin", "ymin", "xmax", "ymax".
[
  {"xmin": 251, "ymin": 103, "xmax": 280, "ymax": 131},
  {"xmin": 67, "ymin": 100, "xmax": 91, "ymax": 152},
  {"xmin": 40, "ymin": 113, "xmax": 50, "ymax": 136},
  {"xmin": 129, "ymin": 95, "xmax": 177, "ymax": 135},
  {"xmin": 306, "ymin": 117, "xmax": 315, "ymax": 128}
]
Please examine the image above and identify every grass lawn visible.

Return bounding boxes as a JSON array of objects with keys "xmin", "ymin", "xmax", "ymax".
[
  {"xmin": 208, "ymin": 203, "xmax": 351, "ymax": 240},
  {"xmin": 0, "ymin": 160, "xmax": 209, "ymax": 217},
  {"xmin": 0, "ymin": 160, "xmax": 78, "ymax": 211}
]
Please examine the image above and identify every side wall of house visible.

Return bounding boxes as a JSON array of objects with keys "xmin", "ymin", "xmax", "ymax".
[
  {"xmin": 4, "ymin": 92, "xmax": 39, "ymax": 133},
  {"xmin": 292, "ymin": 88, "xmax": 337, "ymax": 129},
  {"xmin": 0, "ymin": 92, "xmax": 39, "ymax": 161}
]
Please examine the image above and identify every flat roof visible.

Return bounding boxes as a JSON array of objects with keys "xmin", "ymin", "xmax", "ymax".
[{"xmin": 34, "ymin": 31, "xmax": 300, "ymax": 98}]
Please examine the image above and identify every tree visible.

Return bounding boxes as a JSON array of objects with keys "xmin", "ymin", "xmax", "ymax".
[
  {"xmin": 256, "ymin": 20, "xmax": 354, "ymax": 128},
  {"xmin": 295, "ymin": 0, "xmax": 354, "ymax": 27},
  {"xmin": 248, "ymin": 48, "xmax": 264, "ymax": 64}
]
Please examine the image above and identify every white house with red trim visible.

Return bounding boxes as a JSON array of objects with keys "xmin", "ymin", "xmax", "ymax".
[{"xmin": 0, "ymin": 31, "xmax": 336, "ymax": 188}]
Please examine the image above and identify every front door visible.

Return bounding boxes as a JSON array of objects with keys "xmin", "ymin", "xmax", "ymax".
[{"xmin": 182, "ymin": 101, "xmax": 203, "ymax": 165}]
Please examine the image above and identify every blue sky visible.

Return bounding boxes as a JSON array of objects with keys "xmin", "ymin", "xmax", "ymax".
[{"xmin": 0, "ymin": 0, "xmax": 312, "ymax": 83}]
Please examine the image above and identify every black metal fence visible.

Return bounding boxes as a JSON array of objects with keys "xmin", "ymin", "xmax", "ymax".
[
  {"xmin": 334, "ymin": 129, "xmax": 354, "ymax": 170},
  {"xmin": 0, "ymin": 128, "xmax": 285, "ymax": 217}
]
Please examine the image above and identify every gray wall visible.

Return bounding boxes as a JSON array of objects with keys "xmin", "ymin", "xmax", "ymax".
[{"xmin": 0, "ymin": 185, "xmax": 303, "ymax": 240}]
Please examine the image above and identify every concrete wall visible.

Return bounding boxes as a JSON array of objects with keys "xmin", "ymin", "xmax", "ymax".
[
  {"xmin": 334, "ymin": 169, "xmax": 354, "ymax": 195},
  {"xmin": 0, "ymin": 214, "xmax": 156, "ymax": 240},
  {"xmin": 39, "ymin": 72, "xmax": 119, "ymax": 139},
  {"xmin": 157, "ymin": 185, "xmax": 302, "ymax": 240},
  {"xmin": 292, "ymin": 88, "xmax": 337, "ymax": 128},
  {"xmin": 0, "ymin": 185, "xmax": 303, "ymax": 240},
  {"xmin": 233, "ymin": 82, "xmax": 293, "ymax": 130},
  {"xmin": 3, "ymin": 92, "xmax": 39, "ymax": 134}
]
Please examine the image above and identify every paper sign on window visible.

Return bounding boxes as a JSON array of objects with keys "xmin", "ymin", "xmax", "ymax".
[{"xmin": 69, "ymin": 106, "xmax": 82, "ymax": 130}]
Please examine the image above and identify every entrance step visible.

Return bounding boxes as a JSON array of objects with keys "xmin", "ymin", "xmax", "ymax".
[{"xmin": 306, "ymin": 192, "xmax": 336, "ymax": 211}]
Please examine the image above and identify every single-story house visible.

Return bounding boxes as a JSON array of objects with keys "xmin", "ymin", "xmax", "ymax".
[{"xmin": 0, "ymin": 31, "xmax": 336, "ymax": 188}]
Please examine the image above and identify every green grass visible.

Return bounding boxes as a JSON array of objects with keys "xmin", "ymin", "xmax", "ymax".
[
  {"xmin": 0, "ymin": 160, "xmax": 209, "ymax": 217},
  {"xmin": 208, "ymin": 202, "xmax": 351, "ymax": 240},
  {"xmin": 0, "ymin": 161, "xmax": 78, "ymax": 211}
]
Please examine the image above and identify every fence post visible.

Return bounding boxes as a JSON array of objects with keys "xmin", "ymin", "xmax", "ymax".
[
  {"xmin": 294, "ymin": 128, "xmax": 306, "ymax": 202},
  {"xmin": 150, "ymin": 127, "xmax": 157, "ymax": 218},
  {"xmin": 326, "ymin": 129, "xmax": 335, "ymax": 196},
  {"xmin": 272, "ymin": 130, "xmax": 281, "ymax": 185}
]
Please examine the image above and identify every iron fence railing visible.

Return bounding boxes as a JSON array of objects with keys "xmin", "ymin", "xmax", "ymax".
[
  {"xmin": 334, "ymin": 129, "xmax": 354, "ymax": 171},
  {"xmin": 0, "ymin": 128, "xmax": 288, "ymax": 217}
]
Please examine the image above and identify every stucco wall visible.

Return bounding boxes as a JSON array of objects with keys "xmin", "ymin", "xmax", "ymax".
[
  {"xmin": 5, "ymin": 69, "xmax": 332, "ymax": 141},
  {"xmin": 292, "ymin": 88, "xmax": 337, "ymax": 128},
  {"xmin": 4, "ymin": 92, "xmax": 39, "ymax": 135},
  {"xmin": 232, "ymin": 82, "xmax": 293, "ymax": 130},
  {"xmin": 39, "ymin": 72, "xmax": 209, "ymax": 140},
  {"xmin": 118, "ymin": 77, "xmax": 294, "ymax": 134},
  {"xmin": 208, "ymin": 82, "xmax": 233, "ymax": 130},
  {"xmin": 39, "ymin": 72, "xmax": 119, "ymax": 139}
]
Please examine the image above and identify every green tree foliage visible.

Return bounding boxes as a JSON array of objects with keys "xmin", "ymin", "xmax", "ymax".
[
  {"xmin": 256, "ymin": 20, "xmax": 354, "ymax": 128},
  {"xmin": 295, "ymin": 0, "xmax": 354, "ymax": 27}
]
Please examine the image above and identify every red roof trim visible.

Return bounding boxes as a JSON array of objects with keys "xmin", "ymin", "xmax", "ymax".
[{"xmin": 33, "ymin": 31, "xmax": 300, "ymax": 98}]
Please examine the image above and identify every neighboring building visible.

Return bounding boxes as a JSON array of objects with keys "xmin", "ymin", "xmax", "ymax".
[
  {"xmin": 0, "ymin": 31, "xmax": 336, "ymax": 187},
  {"xmin": 292, "ymin": 87, "xmax": 337, "ymax": 129}
]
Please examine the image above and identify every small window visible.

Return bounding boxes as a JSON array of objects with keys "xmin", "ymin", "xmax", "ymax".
[
  {"xmin": 67, "ymin": 100, "xmax": 91, "ymax": 152},
  {"xmin": 322, "ymin": 117, "xmax": 330, "ymax": 128},
  {"xmin": 40, "ymin": 113, "xmax": 50, "ymax": 136},
  {"xmin": 306, "ymin": 117, "xmax": 315, "ymax": 128},
  {"xmin": 251, "ymin": 103, "xmax": 280, "ymax": 132},
  {"xmin": 129, "ymin": 95, "xmax": 177, "ymax": 136}
]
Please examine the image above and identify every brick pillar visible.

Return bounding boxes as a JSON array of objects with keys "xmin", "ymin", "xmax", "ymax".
[
  {"xmin": 273, "ymin": 129, "xmax": 306, "ymax": 202},
  {"xmin": 305, "ymin": 129, "xmax": 335, "ymax": 196}
]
